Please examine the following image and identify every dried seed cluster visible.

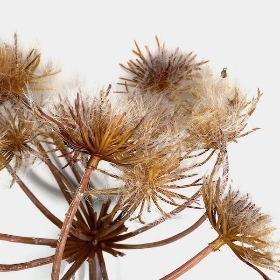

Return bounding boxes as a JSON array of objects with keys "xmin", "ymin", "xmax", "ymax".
[
  {"xmin": 0, "ymin": 34, "xmax": 278, "ymax": 280},
  {"xmin": 202, "ymin": 153, "xmax": 280, "ymax": 279}
]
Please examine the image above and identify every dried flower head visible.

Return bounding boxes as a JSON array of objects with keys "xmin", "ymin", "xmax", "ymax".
[
  {"xmin": 89, "ymin": 149, "xmax": 201, "ymax": 223},
  {"xmin": 0, "ymin": 33, "xmax": 58, "ymax": 104},
  {"xmin": 184, "ymin": 79, "xmax": 262, "ymax": 150},
  {"xmin": 202, "ymin": 175, "xmax": 280, "ymax": 279},
  {"xmin": 118, "ymin": 36, "xmax": 207, "ymax": 97},
  {"xmin": 0, "ymin": 105, "xmax": 50, "ymax": 184},
  {"xmin": 34, "ymin": 86, "xmax": 171, "ymax": 168}
]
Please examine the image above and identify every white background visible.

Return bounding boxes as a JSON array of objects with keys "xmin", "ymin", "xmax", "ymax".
[{"xmin": 0, "ymin": 1, "xmax": 280, "ymax": 279}]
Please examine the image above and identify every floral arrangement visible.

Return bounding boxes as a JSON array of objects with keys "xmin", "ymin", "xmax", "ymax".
[{"xmin": 0, "ymin": 34, "xmax": 279, "ymax": 280}]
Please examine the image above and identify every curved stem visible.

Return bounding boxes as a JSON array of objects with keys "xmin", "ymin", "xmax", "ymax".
[
  {"xmin": 0, "ymin": 233, "xmax": 57, "ymax": 247},
  {"xmin": 109, "ymin": 214, "xmax": 206, "ymax": 249},
  {"xmin": 5, "ymin": 164, "xmax": 63, "ymax": 229},
  {"xmin": 234, "ymin": 251, "xmax": 271, "ymax": 280},
  {"xmin": 0, "ymin": 255, "xmax": 54, "ymax": 272},
  {"xmin": 109, "ymin": 190, "xmax": 201, "ymax": 242},
  {"xmin": 51, "ymin": 157, "xmax": 99, "ymax": 280},
  {"xmin": 35, "ymin": 143, "xmax": 90, "ymax": 227},
  {"xmin": 0, "ymin": 242, "xmax": 79, "ymax": 272},
  {"xmin": 6, "ymin": 164, "xmax": 90, "ymax": 241},
  {"xmin": 160, "ymin": 245, "xmax": 213, "ymax": 280}
]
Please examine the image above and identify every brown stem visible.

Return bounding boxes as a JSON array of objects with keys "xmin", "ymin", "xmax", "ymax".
[
  {"xmin": 109, "ymin": 190, "xmax": 201, "ymax": 242},
  {"xmin": 100, "ymin": 243, "xmax": 125, "ymax": 257},
  {"xmin": 58, "ymin": 145, "xmax": 83, "ymax": 183},
  {"xmin": 5, "ymin": 164, "xmax": 63, "ymax": 229},
  {"xmin": 234, "ymin": 252, "xmax": 271, "ymax": 280},
  {"xmin": 14, "ymin": 142, "xmax": 92, "ymax": 235},
  {"xmin": 89, "ymin": 253, "xmax": 102, "ymax": 280},
  {"xmin": 160, "ymin": 245, "xmax": 214, "ymax": 280},
  {"xmin": 0, "ymin": 255, "xmax": 54, "ymax": 272},
  {"xmin": 97, "ymin": 246, "xmax": 109, "ymax": 280},
  {"xmin": 0, "ymin": 243, "xmax": 78, "ymax": 272},
  {"xmin": 35, "ymin": 143, "xmax": 90, "ymax": 227},
  {"xmin": 0, "ymin": 233, "xmax": 57, "ymax": 247},
  {"xmin": 109, "ymin": 214, "xmax": 206, "ymax": 249},
  {"xmin": 6, "ymin": 164, "xmax": 90, "ymax": 241},
  {"xmin": 94, "ymin": 203, "xmax": 138, "ymax": 240},
  {"xmin": 51, "ymin": 156, "xmax": 99, "ymax": 280},
  {"xmin": 83, "ymin": 194, "xmax": 95, "ymax": 231},
  {"xmin": 61, "ymin": 247, "xmax": 90, "ymax": 280}
]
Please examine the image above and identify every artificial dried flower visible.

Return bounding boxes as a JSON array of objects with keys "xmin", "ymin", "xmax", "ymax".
[
  {"xmin": 88, "ymin": 149, "xmax": 202, "ymax": 223},
  {"xmin": 184, "ymin": 78, "xmax": 262, "ymax": 150},
  {"xmin": 202, "ymin": 175, "xmax": 280, "ymax": 279},
  {"xmin": 34, "ymin": 86, "xmax": 177, "ymax": 168},
  {"xmin": 0, "ymin": 33, "xmax": 58, "ymax": 104},
  {"xmin": 162, "ymin": 151, "xmax": 279, "ymax": 280},
  {"xmin": 118, "ymin": 36, "xmax": 207, "ymax": 98},
  {"xmin": 0, "ymin": 105, "xmax": 50, "ymax": 184},
  {"xmin": 34, "ymin": 86, "xmax": 186, "ymax": 279},
  {"xmin": 0, "ymin": 167, "xmax": 201, "ymax": 280}
]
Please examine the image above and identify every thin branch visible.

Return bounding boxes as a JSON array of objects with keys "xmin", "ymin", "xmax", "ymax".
[
  {"xmin": 234, "ymin": 252, "xmax": 271, "ymax": 280},
  {"xmin": 35, "ymin": 143, "xmax": 90, "ymax": 227},
  {"xmin": 160, "ymin": 245, "xmax": 213, "ymax": 280},
  {"xmin": 51, "ymin": 163, "xmax": 96, "ymax": 280},
  {"xmin": 89, "ymin": 253, "xmax": 102, "ymax": 280},
  {"xmin": 0, "ymin": 255, "xmax": 54, "ymax": 272},
  {"xmin": 61, "ymin": 247, "xmax": 90, "ymax": 280},
  {"xmin": 6, "ymin": 164, "xmax": 63, "ymax": 229},
  {"xmin": 0, "ymin": 233, "xmax": 57, "ymax": 247},
  {"xmin": 108, "ymin": 214, "xmax": 206, "ymax": 249},
  {"xmin": 109, "ymin": 190, "xmax": 201, "ymax": 242},
  {"xmin": 97, "ymin": 246, "xmax": 109, "ymax": 280}
]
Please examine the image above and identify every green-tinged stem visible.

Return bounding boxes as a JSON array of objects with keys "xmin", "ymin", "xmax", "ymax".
[
  {"xmin": 0, "ymin": 233, "xmax": 57, "ymax": 247},
  {"xmin": 160, "ymin": 245, "xmax": 214, "ymax": 280},
  {"xmin": 51, "ymin": 156, "xmax": 99, "ymax": 280},
  {"xmin": 109, "ymin": 214, "xmax": 206, "ymax": 249}
]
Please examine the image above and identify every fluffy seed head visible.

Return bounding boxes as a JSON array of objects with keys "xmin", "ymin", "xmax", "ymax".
[
  {"xmin": 34, "ymin": 86, "xmax": 174, "ymax": 167},
  {"xmin": 0, "ymin": 33, "xmax": 58, "ymax": 104},
  {"xmin": 184, "ymin": 79, "xmax": 262, "ymax": 150},
  {"xmin": 118, "ymin": 36, "xmax": 208, "ymax": 97},
  {"xmin": 88, "ymin": 148, "xmax": 202, "ymax": 223},
  {"xmin": 202, "ymin": 174, "xmax": 280, "ymax": 278},
  {"xmin": 0, "ymin": 105, "xmax": 50, "ymax": 184}
]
